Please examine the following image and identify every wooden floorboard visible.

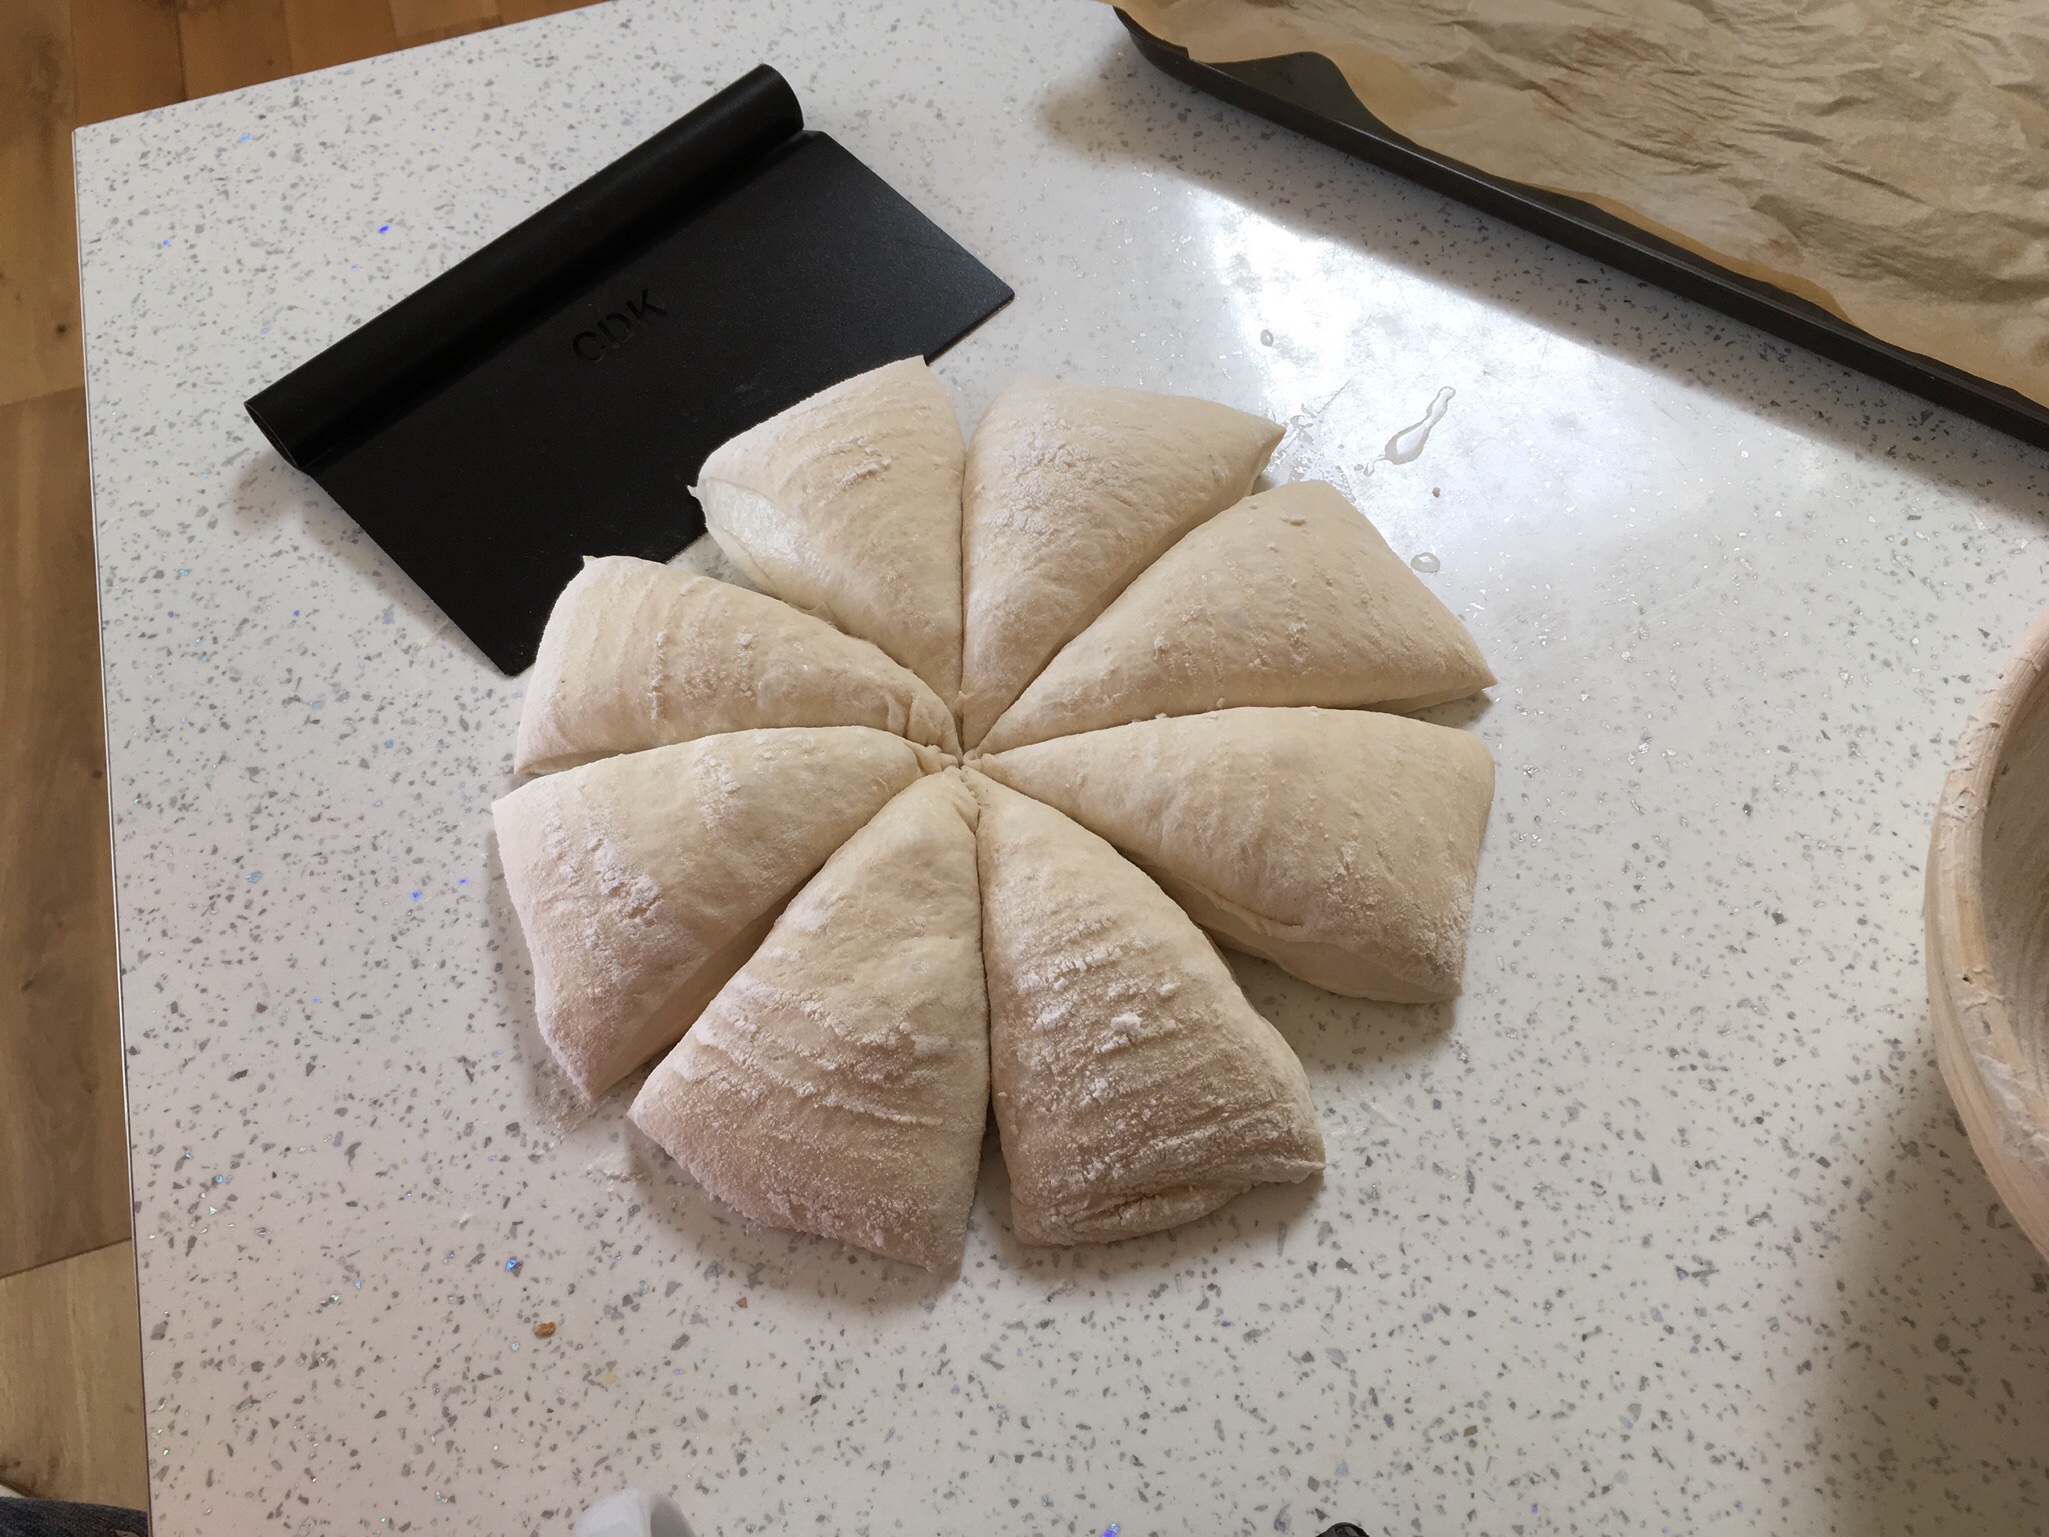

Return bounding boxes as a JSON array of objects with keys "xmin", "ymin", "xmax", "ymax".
[
  {"xmin": 70, "ymin": 0, "xmax": 184, "ymax": 126},
  {"xmin": 0, "ymin": 1243, "xmax": 147, "ymax": 1507},
  {"xmin": 283, "ymin": 0, "xmax": 399, "ymax": 74},
  {"xmin": 0, "ymin": 386, "xmax": 128, "ymax": 1284},
  {"xmin": 499, "ymin": 0, "xmax": 603, "ymax": 23},
  {"xmin": 177, "ymin": 0, "xmax": 293, "ymax": 100},
  {"xmin": 0, "ymin": 0, "xmax": 84, "ymax": 410},
  {"xmin": 388, "ymin": 0, "xmax": 500, "ymax": 46}
]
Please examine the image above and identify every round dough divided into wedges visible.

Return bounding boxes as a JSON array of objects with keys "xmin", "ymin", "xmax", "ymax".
[{"xmin": 496, "ymin": 365, "xmax": 1497, "ymax": 1274}]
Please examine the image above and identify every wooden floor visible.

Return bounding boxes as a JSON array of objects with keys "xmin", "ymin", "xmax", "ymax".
[{"xmin": 0, "ymin": 0, "xmax": 599, "ymax": 1505}]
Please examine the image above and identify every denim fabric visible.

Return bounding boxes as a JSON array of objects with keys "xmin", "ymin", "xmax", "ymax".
[{"xmin": 0, "ymin": 1502, "xmax": 147, "ymax": 1537}]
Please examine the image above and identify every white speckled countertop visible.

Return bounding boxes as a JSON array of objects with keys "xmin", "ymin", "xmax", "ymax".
[{"xmin": 75, "ymin": 1, "xmax": 2049, "ymax": 1531}]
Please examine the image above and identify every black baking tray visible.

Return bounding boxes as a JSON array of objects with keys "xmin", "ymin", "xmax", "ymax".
[
  {"xmin": 247, "ymin": 65, "xmax": 1012, "ymax": 675},
  {"xmin": 1119, "ymin": 11, "xmax": 2049, "ymax": 455}
]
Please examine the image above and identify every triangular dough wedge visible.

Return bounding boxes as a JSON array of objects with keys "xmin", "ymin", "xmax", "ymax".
[
  {"xmin": 967, "ymin": 772, "xmax": 1323, "ymax": 1245},
  {"xmin": 494, "ymin": 726, "xmax": 934, "ymax": 1097},
  {"xmin": 957, "ymin": 379, "xmax": 1283, "ymax": 747},
  {"xmin": 978, "ymin": 708, "xmax": 1494, "ymax": 1002},
  {"xmin": 978, "ymin": 481, "xmax": 1494, "ymax": 752},
  {"xmin": 631, "ymin": 772, "xmax": 988, "ymax": 1275},
  {"xmin": 515, "ymin": 556, "xmax": 958, "ymax": 775},
  {"xmin": 693, "ymin": 358, "xmax": 965, "ymax": 701}
]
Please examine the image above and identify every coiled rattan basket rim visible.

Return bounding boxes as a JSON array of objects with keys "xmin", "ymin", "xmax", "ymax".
[{"xmin": 1926, "ymin": 606, "xmax": 2049, "ymax": 1262}]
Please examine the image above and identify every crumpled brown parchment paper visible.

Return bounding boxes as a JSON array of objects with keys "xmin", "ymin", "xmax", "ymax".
[{"xmin": 1117, "ymin": 0, "xmax": 2049, "ymax": 409}]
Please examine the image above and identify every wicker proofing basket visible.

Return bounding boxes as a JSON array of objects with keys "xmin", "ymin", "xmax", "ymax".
[{"xmin": 1927, "ymin": 607, "xmax": 2049, "ymax": 1262}]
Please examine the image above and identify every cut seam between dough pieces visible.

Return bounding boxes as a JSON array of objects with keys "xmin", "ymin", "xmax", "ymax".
[
  {"xmin": 631, "ymin": 772, "xmax": 989, "ymax": 1274},
  {"xmin": 494, "ymin": 726, "xmax": 934, "ymax": 1097},
  {"xmin": 967, "ymin": 771, "xmax": 1324, "ymax": 1247},
  {"xmin": 976, "ymin": 479, "xmax": 1494, "ymax": 753},
  {"xmin": 957, "ymin": 377, "xmax": 1284, "ymax": 747},
  {"xmin": 977, "ymin": 707, "xmax": 1495, "ymax": 1002},
  {"xmin": 517, "ymin": 555, "xmax": 959, "ymax": 773}
]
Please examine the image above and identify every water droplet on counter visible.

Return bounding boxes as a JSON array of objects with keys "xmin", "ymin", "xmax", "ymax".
[
  {"xmin": 1410, "ymin": 552, "xmax": 1440, "ymax": 573},
  {"xmin": 1386, "ymin": 386, "xmax": 1455, "ymax": 465},
  {"xmin": 1259, "ymin": 329, "xmax": 1274, "ymax": 346}
]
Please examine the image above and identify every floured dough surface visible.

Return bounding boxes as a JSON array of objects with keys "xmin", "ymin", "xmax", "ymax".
[
  {"xmin": 957, "ymin": 378, "xmax": 1282, "ymax": 747},
  {"xmin": 631, "ymin": 772, "xmax": 988, "ymax": 1275},
  {"xmin": 978, "ymin": 480, "xmax": 1494, "ymax": 752},
  {"xmin": 493, "ymin": 726, "xmax": 932, "ymax": 1097},
  {"xmin": 968, "ymin": 772, "xmax": 1324, "ymax": 1246},
  {"xmin": 515, "ymin": 555, "xmax": 958, "ymax": 775},
  {"xmin": 496, "ymin": 365, "xmax": 1505, "ymax": 1268},
  {"xmin": 695, "ymin": 357, "xmax": 965, "ymax": 701},
  {"xmin": 979, "ymin": 708, "xmax": 1495, "ymax": 1001}
]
